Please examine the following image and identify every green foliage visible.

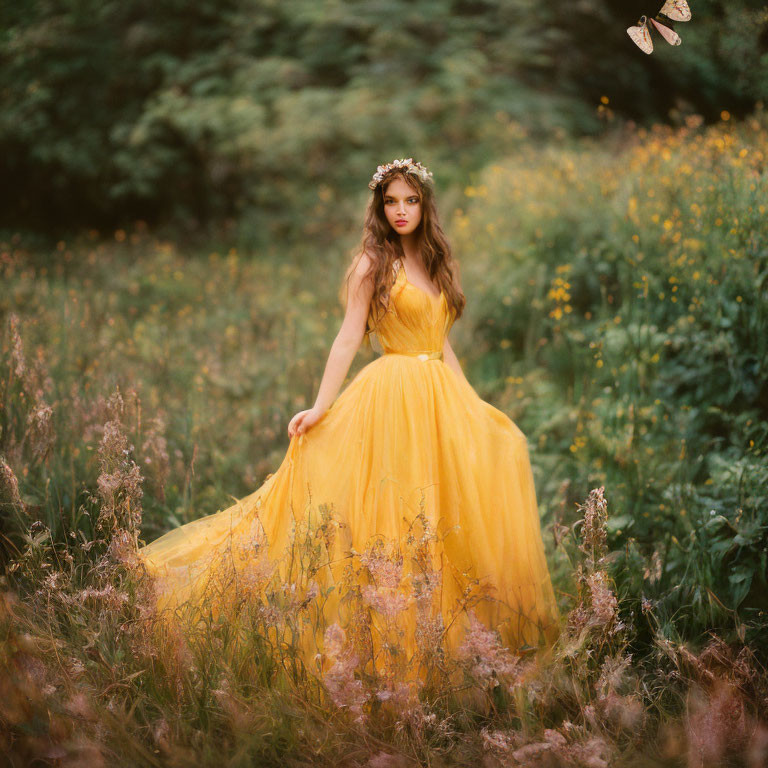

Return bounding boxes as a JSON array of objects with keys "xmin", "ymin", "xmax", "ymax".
[
  {"xmin": 2, "ymin": 0, "xmax": 766, "ymax": 240},
  {"xmin": 454, "ymin": 109, "xmax": 768, "ymax": 651}
]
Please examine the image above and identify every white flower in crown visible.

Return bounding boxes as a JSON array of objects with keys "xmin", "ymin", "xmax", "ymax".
[{"xmin": 368, "ymin": 157, "xmax": 434, "ymax": 190}]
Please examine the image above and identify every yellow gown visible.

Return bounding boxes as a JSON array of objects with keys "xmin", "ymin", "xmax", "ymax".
[{"xmin": 139, "ymin": 257, "xmax": 560, "ymax": 680}]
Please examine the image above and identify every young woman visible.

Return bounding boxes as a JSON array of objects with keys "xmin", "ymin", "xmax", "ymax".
[{"xmin": 139, "ymin": 158, "xmax": 560, "ymax": 675}]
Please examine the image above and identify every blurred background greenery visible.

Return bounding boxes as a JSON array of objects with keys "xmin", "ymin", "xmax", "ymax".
[
  {"xmin": 2, "ymin": 0, "xmax": 767, "ymax": 241},
  {"xmin": 1, "ymin": 0, "xmax": 767, "ymax": 670}
]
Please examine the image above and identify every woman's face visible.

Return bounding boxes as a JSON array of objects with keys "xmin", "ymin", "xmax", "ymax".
[{"xmin": 382, "ymin": 176, "xmax": 422, "ymax": 236}]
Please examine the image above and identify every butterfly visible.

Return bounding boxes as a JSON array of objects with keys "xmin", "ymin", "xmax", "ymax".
[{"xmin": 627, "ymin": 0, "xmax": 692, "ymax": 54}]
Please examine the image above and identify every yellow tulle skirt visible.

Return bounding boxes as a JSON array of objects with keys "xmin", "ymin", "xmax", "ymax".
[{"xmin": 139, "ymin": 349, "xmax": 560, "ymax": 685}]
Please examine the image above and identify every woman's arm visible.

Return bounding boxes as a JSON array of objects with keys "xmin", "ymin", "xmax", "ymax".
[
  {"xmin": 443, "ymin": 335, "xmax": 472, "ymax": 388},
  {"xmin": 310, "ymin": 252, "xmax": 375, "ymax": 414}
]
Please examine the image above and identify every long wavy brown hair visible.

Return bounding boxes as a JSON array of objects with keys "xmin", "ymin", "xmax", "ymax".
[{"xmin": 338, "ymin": 164, "xmax": 466, "ymax": 350}]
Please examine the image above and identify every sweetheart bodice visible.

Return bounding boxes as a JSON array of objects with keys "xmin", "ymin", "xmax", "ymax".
[{"xmin": 366, "ymin": 258, "xmax": 455, "ymax": 357}]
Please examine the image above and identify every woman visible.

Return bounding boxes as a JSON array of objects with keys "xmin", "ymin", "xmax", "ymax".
[{"xmin": 139, "ymin": 158, "xmax": 560, "ymax": 678}]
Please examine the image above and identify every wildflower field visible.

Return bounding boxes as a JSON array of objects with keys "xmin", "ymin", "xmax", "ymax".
[{"xmin": 1, "ymin": 110, "xmax": 767, "ymax": 766}]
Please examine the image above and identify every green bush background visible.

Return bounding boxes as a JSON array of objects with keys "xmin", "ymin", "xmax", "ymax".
[{"xmin": 2, "ymin": 0, "xmax": 767, "ymax": 241}]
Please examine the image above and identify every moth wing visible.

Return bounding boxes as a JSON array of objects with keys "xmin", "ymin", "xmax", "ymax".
[
  {"xmin": 627, "ymin": 16, "xmax": 653, "ymax": 54},
  {"xmin": 659, "ymin": 0, "xmax": 692, "ymax": 22},
  {"xmin": 650, "ymin": 17, "xmax": 682, "ymax": 46}
]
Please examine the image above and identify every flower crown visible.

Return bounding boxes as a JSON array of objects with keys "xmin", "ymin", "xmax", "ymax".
[{"xmin": 368, "ymin": 158, "xmax": 434, "ymax": 190}]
